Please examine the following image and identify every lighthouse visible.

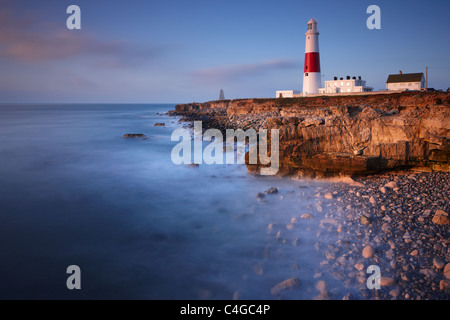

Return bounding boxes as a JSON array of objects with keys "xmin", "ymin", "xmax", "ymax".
[{"xmin": 302, "ymin": 18, "xmax": 321, "ymax": 96}]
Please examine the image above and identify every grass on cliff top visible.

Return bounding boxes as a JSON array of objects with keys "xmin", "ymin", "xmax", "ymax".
[{"xmin": 203, "ymin": 91, "xmax": 450, "ymax": 106}]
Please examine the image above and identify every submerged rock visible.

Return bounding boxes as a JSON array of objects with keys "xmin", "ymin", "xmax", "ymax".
[
  {"xmin": 270, "ymin": 278, "xmax": 300, "ymax": 296},
  {"xmin": 265, "ymin": 187, "xmax": 278, "ymax": 194},
  {"xmin": 123, "ymin": 133, "xmax": 146, "ymax": 138}
]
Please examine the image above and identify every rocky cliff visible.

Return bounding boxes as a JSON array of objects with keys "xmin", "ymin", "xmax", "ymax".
[{"xmin": 171, "ymin": 92, "xmax": 450, "ymax": 176}]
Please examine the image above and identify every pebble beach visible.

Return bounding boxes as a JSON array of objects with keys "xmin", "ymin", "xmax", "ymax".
[{"xmin": 283, "ymin": 171, "xmax": 450, "ymax": 300}]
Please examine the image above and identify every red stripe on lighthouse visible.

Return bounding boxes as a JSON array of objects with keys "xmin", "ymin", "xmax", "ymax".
[{"xmin": 304, "ymin": 52, "xmax": 320, "ymax": 73}]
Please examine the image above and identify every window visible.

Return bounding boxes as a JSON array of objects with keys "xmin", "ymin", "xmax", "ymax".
[
  {"xmin": 347, "ymin": 82, "xmax": 350, "ymax": 86},
  {"xmin": 305, "ymin": 73, "xmax": 308, "ymax": 77},
  {"xmin": 341, "ymin": 82, "xmax": 343, "ymax": 86},
  {"xmin": 308, "ymin": 23, "xmax": 312, "ymax": 30}
]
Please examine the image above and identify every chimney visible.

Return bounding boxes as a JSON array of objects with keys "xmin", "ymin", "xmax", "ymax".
[
  {"xmin": 340, "ymin": 77, "xmax": 343, "ymax": 80},
  {"xmin": 334, "ymin": 76, "xmax": 337, "ymax": 80},
  {"xmin": 346, "ymin": 76, "xmax": 350, "ymax": 80},
  {"xmin": 358, "ymin": 76, "xmax": 361, "ymax": 80},
  {"xmin": 352, "ymin": 76, "xmax": 356, "ymax": 79},
  {"xmin": 399, "ymin": 70, "xmax": 402, "ymax": 75}
]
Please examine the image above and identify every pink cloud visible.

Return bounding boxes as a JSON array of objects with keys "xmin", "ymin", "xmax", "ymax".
[
  {"xmin": 190, "ymin": 59, "xmax": 299, "ymax": 84},
  {"xmin": 0, "ymin": 5, "xmax": 163, "ymax": 65}
]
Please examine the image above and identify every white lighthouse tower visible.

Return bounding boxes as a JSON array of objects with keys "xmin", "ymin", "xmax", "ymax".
[{"xmin": 302, "ymin": 18, "xmax": 321, "ymax": 96}]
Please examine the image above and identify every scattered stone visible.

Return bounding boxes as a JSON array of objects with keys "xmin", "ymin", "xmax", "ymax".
[
  {"xmin": 433, "ymin": 258, "xmax": 445, "ymax": 269},
  {"xmin": 265, "ymin": 187, "xmax": 279, "ymax": 194},
  {"xmin": 431, "ymin": 209, "xmax": 450, "ymax": 225},
  {"xmin": 342, "ymin": 293, "xmax": 352, "ymax": 300},
  {"xmin": 316, "ymin": 280, "xmax": 327, "ymax": 292},
  {"xmin": 270, "ymin": 278, "xmax": 300, "ymax": 296},
  {"xmin": 422, "ymin": 209, "xmax": 432, "ymax": 217},
  {"xmin": 379, "ymin": 186, "xmax": 387, "ymax": 194},
  {"xmin": 440, "ymin": 280, "xmax": 450, "ymax": 293},
  {"xmin": 409, "ymin": 250, "xmax": 418, "ymax": 256},
  {"xmin": 300, "ymin": 213, "xmax": 313, "ymax": 219},
  {"xmin": 369, "ymin": 196, "xmax": 376, "ymax": 204},
  {"xmin": 324, "ymin": 192, "xmax": 334, "ymax": 199},
  {"xmin": 286, "ymin": 223, "xmax": 295, "ymax": 230},
  {"xmin": 384, "ymin": 181, "xmax": 397, "ymax": 189},
  {"xmin": 379, "ymin": 277, "xmax": 395, "ymax": 287},
  {"xmin": 403, "ymin": 231, "xmax": 411, "ymax": 243},
  {"xmin": 325, "ymin": 252, "xmax": 336, "ymax": 260},
  {"xmin": 354, "ymin": 263, "xmax": 365, "ymax": 271},
  {"xmin": 389, "ymin": 287, "xmax": 401, "ymax": 297},
  {"xmin": 419, "ymin": 269, "xmax": 438, "ymax": 278},
  {"xmin": 314, "ymin": 291, "xmax": 330, "ymax": 300},
  {"xmin": 360, "ymin": 215, "xmax": 371, "ymax": 225},
  {"xmin": 256, "ymin": 192, "xmax": 265, "ymax": 199},
  {"xmin": 444, "ymin": 263, "xmax": 450, "ymax": 279},
  {"xmin": 362, "ymin": 245, "xmax": 375, "ymax": 259},
  {"xmin": 381, "ymin": 223, "xmax": 391, "ymax": 233}
]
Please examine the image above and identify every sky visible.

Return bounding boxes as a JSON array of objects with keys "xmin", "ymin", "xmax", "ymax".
[{"xmin": 0, "ymin": 0, "xmax": 449, "ymax": 103}]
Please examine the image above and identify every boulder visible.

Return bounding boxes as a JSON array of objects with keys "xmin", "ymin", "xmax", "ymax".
[{"xmin": 432, "ymin": 210, "xmax": 450, "ymax": 225}]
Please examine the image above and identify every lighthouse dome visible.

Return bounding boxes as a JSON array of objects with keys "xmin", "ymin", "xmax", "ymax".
[{"xmin": 306, "ymin": 18, "xmax": 318, "ymax": 34}]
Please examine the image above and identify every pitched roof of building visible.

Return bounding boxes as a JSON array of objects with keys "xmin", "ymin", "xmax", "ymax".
[{"xmin": 386, "ymin": 73, "xmax": 424, "ymax": 83}]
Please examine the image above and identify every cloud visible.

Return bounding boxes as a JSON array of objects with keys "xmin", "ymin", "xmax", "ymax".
[
  {"xmin": 0, "ymin": 6, "xmax": 166, "ymax": 66},
  {"xmin": 189, "ymin": 59, "xmax": 300, "ymax": 84}
]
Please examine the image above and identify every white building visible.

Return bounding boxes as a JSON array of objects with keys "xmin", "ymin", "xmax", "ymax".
[
  {"xmin": 386, "ymin": 71, "xmax": 425, "ymax": 91},
  {"xmin": 276, "ymin": 90, "xmax": 301, "ymax": 98},
  {"xmin": 319, "ymin": 76, "xmax": 373, "ymax": 94}
]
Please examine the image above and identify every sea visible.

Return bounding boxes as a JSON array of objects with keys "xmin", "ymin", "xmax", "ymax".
[{"xmin": 0, "ymin": 103, "xmax": 344, "ymax": 299}]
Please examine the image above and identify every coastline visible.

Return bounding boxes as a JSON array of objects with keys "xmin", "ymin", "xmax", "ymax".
[
  {"xmin": 170, "ymin": 91, "xmax": 450, "ymax": 177},
  {"xmin": 169, "ymin": 94, "xmax": 450, "ymax": 299}
]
